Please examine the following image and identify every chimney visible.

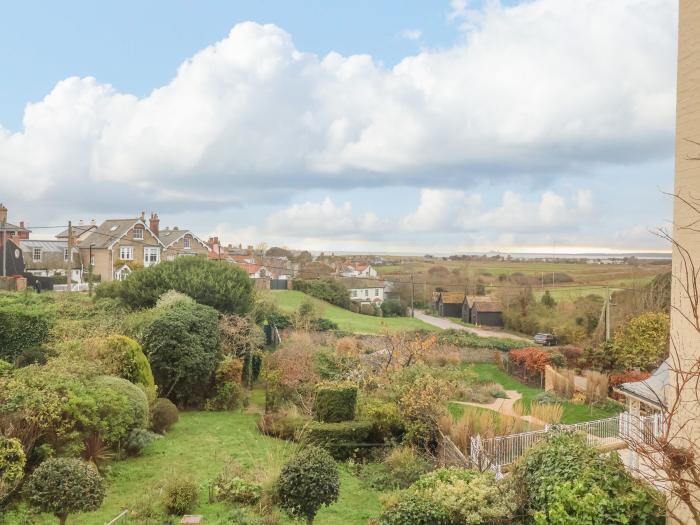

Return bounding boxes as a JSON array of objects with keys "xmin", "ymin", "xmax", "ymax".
[
  {"xmin": 0, "ymin": 204, "xmax": 7, "ymax": 224},
  {"xmin": 91, "ymin": 218, "xmax": 96, "ymax": 225},
  {"xmin": 140, "ymin": 211, "xmax": 145, "ymax": 221},
  {"xmin": 149, "ymin": 212, "xmax": 160, "ymax": 238},
  {"xmin": 19, "ymin": 221, "xmax": 24, "ymax": 228},
  {"xmin": 247, "ymin": 245, "xmax": 254, "ymax": 256},
  {"xmin": 79, "ymin": 219, "xmax": 85, "ymax": 226}
]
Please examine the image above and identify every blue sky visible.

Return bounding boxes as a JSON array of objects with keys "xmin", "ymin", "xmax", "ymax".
[{"xmin": 0, "ymin": 0, "xmax": 678, "ymax": 253}]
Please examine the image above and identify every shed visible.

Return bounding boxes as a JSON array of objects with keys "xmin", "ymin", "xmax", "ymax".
[
  {"xmin": 469, "ymin": 299, "xmax": 504, "ymax": 327},
  {"xmin": 436, "ymin": 292, "xmax": 466, "ymax": 318}
]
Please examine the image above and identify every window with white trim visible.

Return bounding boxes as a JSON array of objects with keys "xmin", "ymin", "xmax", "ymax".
[
  {"xmin": 364, "ymin": 289, "xmax": 369, "ymax": 297},
  {"xmin": 133, "ymin": 227, "xmax": 144, "ymax": 240},
  {"xmin": 183, "ymin": 237, "xmax": 190, "ymax": 249},
  {"xmin": 119, "ymin": 246, "xmax": 134, "ymax": 260},
  {"xmin": 32, "ymin": 247, "xmax": 42, "ymax": 262},
  {"xmin": 144, "ymin": 247, "xmax": 160, "ymax": 266},
  {"xmin": 90, "ymin": 255, "xmax": 96, "ymax": 266},
  {"xmin": 375, "ymin": 288, "xmax": 379, "ymax": 296}
]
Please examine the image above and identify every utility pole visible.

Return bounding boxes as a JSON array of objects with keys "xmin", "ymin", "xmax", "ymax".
[
  {"xmin": 88, "ymin": 244, "xmax": 95, "ymax": 297},
  {"xmin": 1, "ymin": 215, "xmax": 5, "ymax": 278},
  {"xmin": 410, "ymin": 274, "xmax": 415, "ymax": 317},
  {"xmin": 66, "ymin": 221, "xmax": 73, "ymax": 292},
  {"xmin": 605, "ymin": 286, "xmax": 611, "ymax": 341}
]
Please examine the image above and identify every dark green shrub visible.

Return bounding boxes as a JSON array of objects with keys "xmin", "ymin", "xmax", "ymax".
[
  {"xmin": 151, "ymin": 398, "xmax": 179, "ymax": 434},
  {"xmin": 314, "ymin": 382, "xmax": 358, "ymax": 423},
  {"xmin": 93, "ymin": 280, "xmax": 123, "ymax": 301},
  {"xmin": 123, "ymin": 428, "xmax": 159, "ymax": 456},
  {"xmin": 24, "ymin": 458, "xmax": 105, "ymax": 524},
  {"xmin": 378, "ymin": 491, "xmax": 449, "ymax": 525},
  {"xmin": 306, "ymin": 420, "xmax": 374, "ymax": 460},
  {"xmin": 141, "ymin": 300, "xmax": 221, "ymax": 405},
  {"xmin": 380, "ymin": 299, "xmax": 404, "ymax": 317},
  {"xmin": 94, "ymin": 376, "xmax": 150, "ymax": 436},
  {"xmin": 311, "ymin": 318, "xmax": 339, "ymax": 331},
  {"xmin": 361, "ymin": 399, "xmax": 405, "ymax": 443},
  {"xmin": 277, "ymin": 446, "xmax": 339, "ymax": 524},
  {"xmin": 120, "ymin": 257, "xmax": 254, "ymax": 313},
  {"xmin": 0, "ymin": 437, "xmax": 26, "ymax": 500},
  {"xmin": 0, "ymin": 305, "xmax": 52, "ymax": 362},
  {"xmin": 204, "ymin": 381, "xmax": 242, "ymax": 411},
  {"xmin": 382, "ymin": 447, "xmax": 431, "ymax": 489},
  {"xmin": 292, "ymin": 278, "xmax": 351, "ymax": 309},
  {"xmin": 14, "ymin": 346, "xmax": 51, "ymax": 367},
  {"xmin": 162, "ymin": 475, "xmax": 199, "ymax": 516},
  {"xmin": 0, "ymin": 359, "xmax": 13, "ymax": 377}
]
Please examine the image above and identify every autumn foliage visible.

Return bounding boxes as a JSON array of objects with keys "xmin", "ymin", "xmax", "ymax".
[{"xmin": 508, "ymin": 347, "xmax": 551, "ymax": 382}]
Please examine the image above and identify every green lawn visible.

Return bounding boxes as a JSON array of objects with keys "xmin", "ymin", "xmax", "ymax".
[
  {"xmin": 263, "ymin": 290, "xmax": 435, "ymax": 334},
  {"xmin": 5, "ymin": 410, "xmax": 380, "ymax": 525},
  {"xmin": 467, "ymin": 364, "xmax": 622, "ymax": 424}
]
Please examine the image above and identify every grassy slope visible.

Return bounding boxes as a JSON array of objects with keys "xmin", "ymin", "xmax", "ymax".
[
  {"xmin": 7, "ymin": 411, "xmax": 380, "ymax": 525},
  {"xmin": 263, "ymin": 290, "xmax": 435, "ymax": 334},
  {"xmin": 467, "ymin": 364, "xmax": 622, "ymax": 424}
]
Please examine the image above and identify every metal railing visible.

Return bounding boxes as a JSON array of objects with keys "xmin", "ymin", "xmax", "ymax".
[
  {"xmin": 104, "ymin": 510, "xmax": 129, "ymax": 525},
  {"xmin": 471, "ymin": 412, "xmax": 664, "ymax": 470}
]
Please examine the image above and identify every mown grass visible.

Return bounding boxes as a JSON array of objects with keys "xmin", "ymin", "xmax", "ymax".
[
  {"xmin": 263, "ymin": 290, "xmax": 435, "ymax": 334},
  {"xmin": 5, "ymin": 410, "xmax": 380, "ymax": 525},
  {"xmin": 466, "ymin": 364, "xmax": 622, "ymax": 424}
]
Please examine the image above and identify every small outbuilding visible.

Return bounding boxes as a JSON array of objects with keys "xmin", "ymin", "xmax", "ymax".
[{"xmin": 436, "ymin": 292, "xmax": 466, "ymax": 318}]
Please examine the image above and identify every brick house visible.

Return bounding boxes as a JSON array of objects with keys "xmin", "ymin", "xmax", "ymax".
[{"xmin": 78, "ymin": 214, "xmax": 163, "ymax": 282}]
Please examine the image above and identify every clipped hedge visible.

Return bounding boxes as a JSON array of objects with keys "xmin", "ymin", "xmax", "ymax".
[
  {"xmin": 0, "ymin": 306, "xmax": 52, "ymax": 362},
  {"xmin": 306, "ymin": 420, "xmax": 375, "ymax": 460},
  {"xmin": 314, "ymin": 382, "xmax": 358, "ymax": 423}
]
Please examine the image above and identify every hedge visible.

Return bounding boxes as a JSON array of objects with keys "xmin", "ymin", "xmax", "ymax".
[
  {"xmin": 314, "ymin": 382, "xmax": 358, "ymax": 423},
  {"xmin": 0, "ymin": 306, "xmax": 52, "ymax": 362},
  {"xmin": 306, "ymin": 420, "xmax": 375, "ymax": 460}
]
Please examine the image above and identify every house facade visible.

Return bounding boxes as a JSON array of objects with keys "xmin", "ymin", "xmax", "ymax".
[
  {"xmin": 346, "ymin": 278, "xmax": 386, "ymax": 305},
  {"xmin": 159, "ymin": 227, "xmax": 210, "ymax": 260},
  {"xmin": 78, "ymin": 216, "xmax": 163, "ymax": 282},
  {"xmin": 20, "ymin": 240, "xmax": 82, "ymax": 283}
]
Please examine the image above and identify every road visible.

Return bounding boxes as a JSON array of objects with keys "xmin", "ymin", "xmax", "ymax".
[{"xmin": 413, "ymin": 310, "xmax": 530, "ymax": 341}]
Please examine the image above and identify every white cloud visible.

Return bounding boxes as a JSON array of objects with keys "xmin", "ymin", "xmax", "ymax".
[
  {"xmin": 0, "ymin": 0, "xmax": 677, "ymax": 217},
  {"xmin": 401, "ymin": 188, "xmax": 594, "ymax": 234},
  {"xmin": 265, "ymin": 197, "xmax": 379, "ymax": 236},
  {"xmin": 401, "ymin": 29, "xmax": 423, "ymax": 41}
]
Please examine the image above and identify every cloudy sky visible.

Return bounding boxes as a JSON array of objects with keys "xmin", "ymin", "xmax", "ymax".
[{"xmin": 0, "ymin": 0, "xmax": 678, "ymax": 254}]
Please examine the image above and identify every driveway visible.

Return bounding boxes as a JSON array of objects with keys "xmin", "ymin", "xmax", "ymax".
[{"xmin": 413, "ymin": 310, "xmax": 530, "ymax": 341}]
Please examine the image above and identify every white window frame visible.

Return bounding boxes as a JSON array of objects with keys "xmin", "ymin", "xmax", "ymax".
[
  {"xmin": 90, "ymin": 255, "xmax": 96, "ymax": 266},
  {"xmin": 364, "ymin": 289, "xmax": 369, "ymax": 297},
  {"xmin": 120, "ymin": 246, "xmax": 134, "ymax": 260},
  {"xmin": 375, "ymin": 288, "xmax": 379, "ymax": 296},
  {"xmin": 133, "ymin": 227, "xmax": 144, "ymax": 240},
  {"xmin": 32, "ymin": 247, "xmax": 42, "ymax": 262},
  {"xmin": 144, "ymin": 247, "xmax": 160, "ymax": 267},
  {"xmin": 183, "ymin": 237, "xmax": 190, "ymax": 249}
]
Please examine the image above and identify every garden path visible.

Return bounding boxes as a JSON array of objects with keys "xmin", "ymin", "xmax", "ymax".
[
  {"xmin": 452, "ymin": 389, "xmax": 548, "ymax": 427},
  {"xmin": 414, "ymin": 311, "xmax": 530, "ymax": 341}
]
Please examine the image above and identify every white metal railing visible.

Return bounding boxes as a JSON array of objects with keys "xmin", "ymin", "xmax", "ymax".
[
  {"xmin": 471, "ymin": 412, "xmax": 663, "ymax": 469},
  {"xmin": 104, "ymin": 509, "xmax": 129, "ymax": 525}
]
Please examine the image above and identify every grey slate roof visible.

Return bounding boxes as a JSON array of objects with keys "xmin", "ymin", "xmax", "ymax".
[
  {"xmin": 56, "ymin": 225, "xmax": 96, "ymax": 238},
  {"xmin": 78, "ymin": 219, "xmax": 161, "ymax": 249},
  {"xmin": 0, "ymin": 222, "xmax": 30, "ymax": 232},
  {"xmin": 20, "ymin": 239, "xmax": 74, "ymax": 253},
  {"xmin": 616, "ymin": 359, "xmax": 669, "ymax": 408}
]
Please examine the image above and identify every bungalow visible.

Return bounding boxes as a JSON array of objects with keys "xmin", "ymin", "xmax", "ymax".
[
  {"xmin": 78, "ymin": 213, "xmax": 163, "ymax": 282},
  {"xmin": 346, "ymin": 278, "xmax": 386, "ymax": 305},
  {"xmin": 463, "ymin": 296, "xmax": 504, "ymax": 327},
  {"xmin": 435, "ymin": 292, "xmax": 466, "ymax": 317}
]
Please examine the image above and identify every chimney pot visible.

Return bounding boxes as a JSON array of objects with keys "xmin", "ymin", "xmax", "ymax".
[{"xmin": 149, "ymin": 212, "xmax": 160, "ymax": 238}]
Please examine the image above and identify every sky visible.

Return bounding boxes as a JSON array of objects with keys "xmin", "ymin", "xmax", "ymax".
[{"xmin": 0, "ymin": 0, "xmax": 679, "ymax": 254}]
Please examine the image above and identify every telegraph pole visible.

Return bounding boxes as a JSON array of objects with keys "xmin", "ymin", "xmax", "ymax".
[
  {"xmin": 66, "ymin": 221, "xmax": 73, "ymax": 292},
  {"xmin": 410, "ymin": 274, "xmax": 415, "ymax": 317},
  {"xmin": 1, "ymin": 215, "xmax": 6, "ymax": 278},
  {"xmin": 605, "ymin": 286, "xmax": 611, "ymax": 341}
]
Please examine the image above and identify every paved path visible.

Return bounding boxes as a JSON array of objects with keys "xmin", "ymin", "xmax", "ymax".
[
  {"xmin": 413, "ymin": 310, "xmax": 530, "ymax": 341},
  {"xmin": 452, "ymin": 389, "xmax": 548, "ymax": 427}
]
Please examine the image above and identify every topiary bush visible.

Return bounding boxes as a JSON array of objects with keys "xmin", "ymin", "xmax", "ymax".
[
  {"xmin": 0, "ymin": 305, "xmax": 52, "ymax": 362},
  {"xmin": 305, "ymin": 420, "xmax": 374, "ymax": 460},
  {"xmin": 97, "ymin": 335, "xmax": 155, "ymax": 391},
  {"xmin": 162, "ymin": 475, "xmax": 199, "ymax": 516},
  {"xmin": 277, "ymin": 446, "xmax": 340, "ymax": 524},
  {"xmin": 93, "ymin": 376, "xmax": 150, "ymax": 439},
  {"xmin": 141, "ymin": 300, "xmax": 221, "ymax": 405},
  {"xmin": 314, "ymin": 382, "xmax": 358, "ymax": 423},
  {"xmin": 151, "ymin": 398, "xmax": 179, "ymax": 434},
  {"xmin": 0, "ymin": 437, "xmax": 26, "ymax": 501},
  {"xmin": 24, "ymin": 458, "xmax": 105, "ymax": 525}
]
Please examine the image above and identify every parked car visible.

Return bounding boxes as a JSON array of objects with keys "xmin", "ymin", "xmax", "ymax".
[{"xmin": 534, "ymin": 332, "xmax": 557, "ymax": 346}]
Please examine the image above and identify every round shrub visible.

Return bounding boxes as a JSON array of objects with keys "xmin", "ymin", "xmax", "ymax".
[
  {"xmin": 163, "ymin": 475, "xmax": 199, "ymax": 516},
  {"xmin": 123, "ymin": 428, "xmax": 159, "ymax": 457},
  {"xmin": 24, "ymin": 458, "xmax": 105, "ymax": 524},
  {"xmin": 378, "ymin": 491, "xmax": 449, "ymax": 525},
  {"xmin": 313, "ymin": 382, "xmax": 358, "ymax": 423},
  {"xmin": 151, "ymin": 398, "xmax": 179, "ymax": 434},
  {"xmin": 0, "ymin": 437, "xmax": 26, "ymax": 498},
  {"xmin": 94, "ymin": 376, "xmax": 150, "ymax": 435},
  {"xmin": 98, "ymin": 335, "xmax": 155, "ymax": 391},
  {"xmin": 0, "ymin": 359, "xmax": 13, "ymax": 377},
  {"xmin": 204, "ymin": 381, "xmax": 243, "ymax": 411},
  {"xmin": 277, "ymin": 446, "xmax": 340, "ymax": 524},
  {"xmin": 141, "ymin": 300, "xmax": 221, "ymax": 405}
]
